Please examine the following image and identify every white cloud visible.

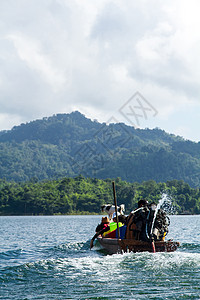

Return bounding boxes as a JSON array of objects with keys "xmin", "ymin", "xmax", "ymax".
[
  {"xmin": 7, "ymin": 34, "xmax": 67, "ymax": 91},
  {"xmin": 0, "ymin": 0, "xmax": 200, "ymax": 141},
  {"xmin": 0, "ymin": 113, "xmax": 24, "ymax": 131}
]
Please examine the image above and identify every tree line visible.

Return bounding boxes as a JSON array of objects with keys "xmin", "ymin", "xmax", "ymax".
[{"xmin": 0, "ymin": 176, "xmax": 199, "ymax": 215}]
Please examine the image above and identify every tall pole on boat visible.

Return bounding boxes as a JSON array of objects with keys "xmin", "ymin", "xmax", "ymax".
[{"xmin": 112, "ymin": 181, "xmax": 120, "ymax": 239}]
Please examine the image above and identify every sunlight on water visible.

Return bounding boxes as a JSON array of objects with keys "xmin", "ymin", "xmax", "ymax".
[{"xmin": 0, "ymin": 215, "xmax": 200, "ymax": 299}]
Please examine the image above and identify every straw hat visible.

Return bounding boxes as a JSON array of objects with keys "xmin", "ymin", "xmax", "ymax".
[{"xmin": 101, "ymin": 216, "xmax": 110, "ymax": 224}]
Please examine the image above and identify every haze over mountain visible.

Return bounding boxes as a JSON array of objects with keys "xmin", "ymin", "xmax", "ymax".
[{"xmin": 0, "ymin": 111, "xmax": 200, "ymax": 187}]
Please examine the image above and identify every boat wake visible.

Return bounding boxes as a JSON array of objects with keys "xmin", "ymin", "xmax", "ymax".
[
  {"xmin": 1, "ymin": 215, "xmax": 199, "ymax": 299},
  {"xmin": 1, "ymin": 240, "xmax": 200, "ymax": 299}
]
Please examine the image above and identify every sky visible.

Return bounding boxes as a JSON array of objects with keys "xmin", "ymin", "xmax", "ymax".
[{"xmin": 0, "ymin": 0, "xmax": 200, "ymax": 142}]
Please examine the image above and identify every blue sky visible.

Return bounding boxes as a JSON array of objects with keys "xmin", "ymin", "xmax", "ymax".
[{"xmin": 0, "ymin": 0, "xmax": 200, "ymax": 142}]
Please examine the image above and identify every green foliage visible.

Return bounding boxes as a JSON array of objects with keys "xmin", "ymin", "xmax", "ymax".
[
  {"xmin": 0, "ymin": 112, "xmax": 200, "ymax": 187},
  {"xmin": 0, "ymin": 177, "xmax": 199, "ymax": 215}
]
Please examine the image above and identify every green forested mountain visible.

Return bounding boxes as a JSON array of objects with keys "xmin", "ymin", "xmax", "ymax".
[
  {"xmin": 0, "ymin": 177, "xmax": 199, "ymax": 215},
  {"xmin": 0, "ymin": 111, "xmax": 200, "ymax": 187}
]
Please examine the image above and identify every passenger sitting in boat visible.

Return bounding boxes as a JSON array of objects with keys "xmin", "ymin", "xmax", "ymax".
[
  {"xmin": 104, "ymin": 214, "xmax": 127, "ymax": 239},
  {"xmin": 102, "ymin": 212, "xmax": 123, "ymax": 237},
  {"xmin": 90, "ymin": 217, "xmax": 110, "ymax": 249},
  {"xmin": 117, "ymin": 214, "xmax": 127, "ymax": 225},
  {"xmin": 136, "ymin": 199, "xmax": 149, "ymax": 240},
  {"xmin": 90, "ymin": 214, "xmax": 124, "ymax": 249},
  {"xmin": 126, "ymin": 199, "xmax": 149, "ymax": 241},
  {"xmin": 95, "ymin": 216, "xmax": 110, "ymax": 232}
]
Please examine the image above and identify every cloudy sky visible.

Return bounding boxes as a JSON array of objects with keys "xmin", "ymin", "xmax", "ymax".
[{"xmin": 0, "ymin": 0, "xmax": 200, "ymax": 141}]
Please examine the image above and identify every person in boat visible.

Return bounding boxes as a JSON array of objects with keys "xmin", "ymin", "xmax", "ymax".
[
  {"xmin": 102, "ymin": 212, "xmax": 124, "ymax": 237},
  {"xmin": 135, "ymin": 199, "xmax": 150, "ymax": 241},
  {"xmin": 90, "ymin": 214, "xmax": 125, "ymax": 249},
  {"xmin": 126, "ymin": 199, "xmax": 170, "ymax": 242},
  {"xmin": 90, "ymin": 216, "xmax": 110, "ymax": 249},
  {"xmin": 95, "ymin": 216, "xmax": 110, "ymax": 232},
  {"xmin": 103, "ymin": 213, "xmax": 127, "ymax": 239},
  {"xmin": 138, "ymin": 199, "xmax": 148, "ymax": 208},
  {"xmin": 125, "ymin": 199, "xmax": 149, "ymax": 241}
]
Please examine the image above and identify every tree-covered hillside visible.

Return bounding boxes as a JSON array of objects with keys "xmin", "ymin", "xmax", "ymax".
[
  {"xmin": 0, "ymin": 177, "xmax": 199, "ymax": 215},
  {"xmin": 0, "ymin": 111, "xmax": 200, "ymax": 186}
]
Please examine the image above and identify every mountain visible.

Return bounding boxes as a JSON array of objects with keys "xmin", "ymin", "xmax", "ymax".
[{"xmin": 0, "ymin": 111, "xmax": 200, "ymax": 187}]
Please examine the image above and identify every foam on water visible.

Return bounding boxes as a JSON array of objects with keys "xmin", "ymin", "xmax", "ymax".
[{"xmin": 0, "ymin": 215, "xmax": 200, "ymax": 299}]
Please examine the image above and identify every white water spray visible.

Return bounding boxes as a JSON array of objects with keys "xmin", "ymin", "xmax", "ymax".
[{"xmin": 150, "ymin": 193, "xmax": 173, "ymax": 236}]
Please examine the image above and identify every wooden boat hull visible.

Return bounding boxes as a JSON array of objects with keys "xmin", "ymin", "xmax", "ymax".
[{"xmin": 97, "ymin": 237, "xmax": 180, "ymax": 254}]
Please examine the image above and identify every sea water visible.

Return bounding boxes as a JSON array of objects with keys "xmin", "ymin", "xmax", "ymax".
[{"xmin": 0, "ymin": 215, "xmax": 200, "ymax": 300}]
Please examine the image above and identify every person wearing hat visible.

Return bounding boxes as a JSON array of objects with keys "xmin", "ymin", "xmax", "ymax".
[
  {"xmin": 90, "ymin": 217, "xmax": 110, "ymax": 249},
  {"xmin": 90, "ymin": 213, "xmax": 128, "ymax": 249},
  {"xmin": 134, "ymin": 199, "xmax": 149, "ymax": 241},
  {"xmin": 125, "ymin": 199, "xmax": 149, "ymax": 240},
  {"xmin": 95, "ymin": 216, "xmax": 110, "ymax": 232}
]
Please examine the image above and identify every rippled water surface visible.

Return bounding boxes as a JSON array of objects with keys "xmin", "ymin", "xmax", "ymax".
[{"xmin": 0, "ymin": 215, "xmax": 200, "ymax": 299}]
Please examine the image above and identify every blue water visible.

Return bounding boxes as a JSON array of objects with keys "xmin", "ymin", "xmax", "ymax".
[{"xmin": 0, "ymin": 215, "xmax": 200, "ymax": 299}]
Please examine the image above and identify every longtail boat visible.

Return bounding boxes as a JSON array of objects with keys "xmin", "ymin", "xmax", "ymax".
[{"xmin": 91, "ymin": 182, "xmax": 180, "ymax": 254}]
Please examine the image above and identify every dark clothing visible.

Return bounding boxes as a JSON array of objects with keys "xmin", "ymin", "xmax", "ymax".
[
  {"xmin": 95, "ymin": 223, "xmax": 108, "ymax": 232},
  {"xmin": 91, "ymin": 224, "xmax": 110, "ymax": 241},
  {"xmin": 118, "ymin": 214, "xmax": 127, "ymax": 225},
  {"xmin": 126, "ymin": 206, "xmax": 149, "ymax": 241}
]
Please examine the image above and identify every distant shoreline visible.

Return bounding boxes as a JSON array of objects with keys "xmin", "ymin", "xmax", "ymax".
[
  {"xmin": 0, "ymin": 213, "xmax": 199, "ymax": 216},
  {"xmin": 0, "ymin": 212, "xmax": 103, "ymax": 217}
]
